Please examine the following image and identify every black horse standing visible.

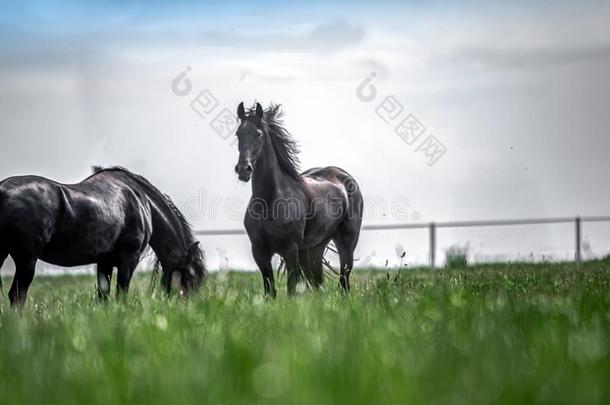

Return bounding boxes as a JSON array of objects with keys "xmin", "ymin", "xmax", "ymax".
[
  {"xmin": 0, "ymin": 166, "xmax": 206, "ymax": 307},
  {"xmin": 234, "ymin": 102, "xmax": 363, "ymax": 297}
]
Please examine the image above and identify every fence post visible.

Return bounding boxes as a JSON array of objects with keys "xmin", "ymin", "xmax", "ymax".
[
  {"xmin": 429, "ymin": 222, "xmax": 436, "ymax": 270},
  {"xmin": 575, "ymin": 216, "xmax": 582, "ymax": 268}
]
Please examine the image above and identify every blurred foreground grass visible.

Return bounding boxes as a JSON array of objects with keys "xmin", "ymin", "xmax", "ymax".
[{"xmin": 1, "ymin": 260, "xmax": 610, "ymax": 405}]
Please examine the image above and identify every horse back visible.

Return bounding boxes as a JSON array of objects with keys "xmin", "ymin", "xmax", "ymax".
[
  {"xmin": 0, "ymin": 175, "xmax": 148, "ymax": 265},
  {"xmin": 301, "ymin": 166, "xmax": 361, "ymax": 206},
  {"xmin": 47, "ymin": 176, "xmax": 151, "ymax": 264}
]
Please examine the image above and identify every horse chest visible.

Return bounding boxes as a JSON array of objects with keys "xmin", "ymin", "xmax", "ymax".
[{"xmin": 245, "ymin": 215, "xmax": 304, "ymax": 245}]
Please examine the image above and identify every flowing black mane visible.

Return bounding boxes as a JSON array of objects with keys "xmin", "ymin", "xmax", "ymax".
[
  {"xmin": 248, "ymin": 104, "xmax": 301, "ymax": 179},
  {"xmin": 90, "ymin": 166, "xmax": 206, "ymax": 290}
]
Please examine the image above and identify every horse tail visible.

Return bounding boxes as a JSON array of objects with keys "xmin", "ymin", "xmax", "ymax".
[
  {"xmin": 341, "ymin": 172, "xmax": 364, "ymax": 229},
  {"xmin": 148, "ymin": 257, "xmax": 162, "ymax": 294}
]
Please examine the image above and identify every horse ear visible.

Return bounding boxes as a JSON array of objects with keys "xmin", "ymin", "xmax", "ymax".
[
  {"xmin": 255, "ymin": 103, "xmax": 264, "ymax": 120},
  {"xmin": 237, "ymin": 102, "xmax": 246, "ymax": 120}
]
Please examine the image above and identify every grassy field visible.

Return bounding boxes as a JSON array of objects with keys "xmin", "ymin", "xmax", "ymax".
[{"xmin": 1, "ymin": 260, "xmax": 610, "ymax": 405}]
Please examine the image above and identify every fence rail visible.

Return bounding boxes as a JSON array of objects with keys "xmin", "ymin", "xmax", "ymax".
[{"xmin": 195, "ymin": 215, "xmax": 610, "ymax": 269}]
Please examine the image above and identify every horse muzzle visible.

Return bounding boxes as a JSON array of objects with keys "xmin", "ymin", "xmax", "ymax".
[{"xmin": 235, "ymin": 163, "xmax": 253, "ymax": 182}]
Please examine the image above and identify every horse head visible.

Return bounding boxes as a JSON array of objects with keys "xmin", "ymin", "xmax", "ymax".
[{"xmin": 235, "ymin": 102, "xmax": 265, "ymax": 182}]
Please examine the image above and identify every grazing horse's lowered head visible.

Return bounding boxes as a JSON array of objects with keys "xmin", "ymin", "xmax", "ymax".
[
  {"xmin": 155, "ymin": 230, "xmax": 207, "ymax": 296},
  {"xmin": 92, "ymin": 167, "xmax": 208, "ymax": 297}
]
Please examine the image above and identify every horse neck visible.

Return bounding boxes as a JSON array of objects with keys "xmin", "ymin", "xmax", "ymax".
[
  {"xmin": 251, "ymin": 134, "xmax": 294, "ymax": 202},
  {"xmin": 147, "ymin": 202, "xmax": 189, "ymax": 270}
]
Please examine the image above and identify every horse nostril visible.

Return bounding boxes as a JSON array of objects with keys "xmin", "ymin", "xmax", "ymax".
[
  {"xmin": 234, "ymin": 165, "xmax": 239, "ymax": 174},
  {"xmin": 245, "ymin": 165, "xmax": 253, "ymax": 173}
]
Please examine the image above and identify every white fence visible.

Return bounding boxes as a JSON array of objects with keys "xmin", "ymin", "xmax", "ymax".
[{"xmin": 195, "ymin": 216, "xmax": 610, "ymax": 270}]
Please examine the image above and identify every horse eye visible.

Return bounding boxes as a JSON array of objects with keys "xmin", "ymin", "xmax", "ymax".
[{"xmin": 256, "ymin": 129, "xmax": 263, "ymax": 136}]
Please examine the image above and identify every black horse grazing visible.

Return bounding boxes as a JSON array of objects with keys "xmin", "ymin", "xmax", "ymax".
[
  {"xmin": 0, "ymin": 166, "xmax": 206, "ymax": 307},
  {"xmin": 234, "ymin": 102, "xmax": 363, "ymax": 297}
]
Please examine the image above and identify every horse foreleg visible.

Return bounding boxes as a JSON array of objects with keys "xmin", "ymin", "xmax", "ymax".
[
  {"xmin": 252, "ymin": 246, "xmax": 276, "ymax": 298},
  {"xmin": 96, "ymin": 261, "xmax": 113, "ymax": 301},
  {"xmin": 284, "ymin": 246, "xmax": 300, "ymax": 297},
  {"xmin": 116, "ymin": 255, "xmax": 139, "ymax": 299},
  {"xmin": 9, "ymin": 256, "xmax": 37, "ymax": 308}
]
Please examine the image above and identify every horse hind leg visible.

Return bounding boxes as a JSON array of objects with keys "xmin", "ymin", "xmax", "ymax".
[
  {"xmin": 8, "ymin": 255, "xmax": 37, "ymax": 308},
  {"xmin": 333, "ymin": 174, "xmax": 363, "ymax": 293},
  {"xmin": 333, "ymin": 228, "xmax": 360, "ymax": 293},
  {"xmin": 300, "ymin": 243, "xmax": 326, "ymax": 290},
  {"xmin": 252, "ymin": 245, "xmax": 277, "ymax": 298},
  {"xmin": 116, "ymin": 253, "xmax": 140, "ymax": 299}
]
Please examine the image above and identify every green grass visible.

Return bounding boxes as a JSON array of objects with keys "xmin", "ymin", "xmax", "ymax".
[{"xmin": 1, "ymin": 260, "xmax": 610, "ymax": 405}]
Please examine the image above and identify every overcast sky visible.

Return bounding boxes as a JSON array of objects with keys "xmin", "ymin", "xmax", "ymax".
[{"xmin": 1, "ymin": 0, "xmax": 609, "ymax": 268}]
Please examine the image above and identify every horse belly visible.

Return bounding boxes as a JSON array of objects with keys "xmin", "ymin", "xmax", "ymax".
[
  {"xmin": 40, "ymin": 243, "xmax": 109, "ymax": 267},
  {"xmin": 302, "ymin": 216, "xmax": 342, "ymax": 248},
  {"xmin": 40, "ymin": 221, "xmax": 123, "ymax": 267}
]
